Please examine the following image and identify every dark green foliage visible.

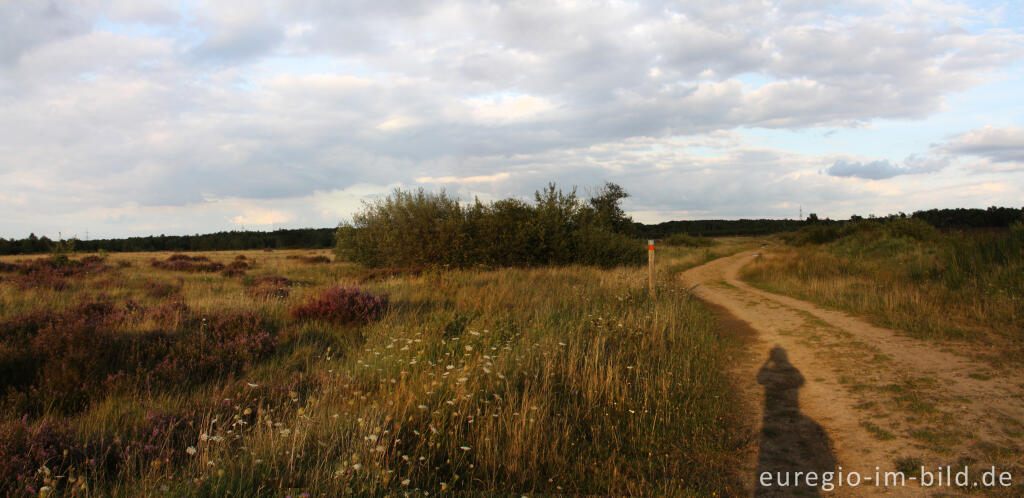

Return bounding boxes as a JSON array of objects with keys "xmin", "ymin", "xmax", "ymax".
[
  {"xmin": 784, "ymin": 218, "xmax": 943, "ymax": 247},
  {"xmin": 638, "ymin": 218, "xmax": 806, "ymax": 238},
  {"xmin": 0, "ymin": 228, "xmax": 337, "ymax": 255},
  {"xmin": 5, "ymin": 207, "xmax": 1019, "ymax": 255},
  {"xmin": 336, "ymin": 183, "xmax": 643, "ymax": 268},
  {"xmin": 781, "ymin": 217, "xmax": 1024, "ymax": 299},
  {"xmin": 663, "ymin": 233, "xmax": 716, "ymax": 247},
  {"xmin": 911, "ymin": 206, "xmax": 1024, "ymax": 229}
]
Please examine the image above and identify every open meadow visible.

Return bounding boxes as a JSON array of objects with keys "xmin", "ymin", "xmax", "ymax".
[{"xmin": 0, "ymin": 239, "xmax": 759, "ymax": 496}]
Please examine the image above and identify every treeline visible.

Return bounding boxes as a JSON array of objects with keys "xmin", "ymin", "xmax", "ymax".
[
  {"xmin": 336, "ymin": 183, "xmax": 643, "ymax": 268},
  {"xmin": 637, "ymin": 218, "xmax": 805, "ymax": 238},
  {"xmin": 0, "ymin": 228, "xmax": 335, "ymax": 255},
  {"xmin": 4, "ymin": 206, "xmax": 1020, "ymax": 256},
  {"xmin": 909, "ymin": 207, "xmax": 1023, "ymax": 230}
]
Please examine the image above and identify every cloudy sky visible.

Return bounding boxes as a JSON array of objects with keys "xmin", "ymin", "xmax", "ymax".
[{"xmin": 2, "ymin": 0, "xmax": 1023, "ymax": 239}]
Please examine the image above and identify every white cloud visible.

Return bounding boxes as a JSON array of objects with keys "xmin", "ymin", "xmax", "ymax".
[
  {"xmin": 415, "ymin": 173, "xmax": 511, "ymax": 184},
  {"xmin": 1, "ymin": 0, "xmax": 1023, "ymax": 238},
  {"xmin": 231, "ymin": 208, "xmax": 291, "ymax": 226}
]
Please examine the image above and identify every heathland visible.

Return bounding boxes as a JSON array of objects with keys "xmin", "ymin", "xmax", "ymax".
[
  {"xmin": 0, "ymin": 232, "xmax": 759, "ymax": 496},
  {"xmin": 4, "ymin": 187, "xmax": 1021, "ymax": 496}
]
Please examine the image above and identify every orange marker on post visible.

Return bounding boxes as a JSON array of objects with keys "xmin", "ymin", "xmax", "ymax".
[{"xmin": 648, "ymin": 239, "xmax": 655, "ymax": 298}]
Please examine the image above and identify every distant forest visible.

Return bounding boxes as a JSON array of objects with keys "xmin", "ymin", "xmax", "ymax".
[
  {"xmin": 2, "ymin": 206, "xmax": 1020, "ymax": 255},
  {"xmin": 0, "ymin": 228, "xmax": 336, "ymax": 255}
]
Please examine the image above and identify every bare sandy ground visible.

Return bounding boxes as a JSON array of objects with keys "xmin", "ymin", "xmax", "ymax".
[{"xmin": 681, "ymin": 249, "xmax": 1024, "ymax": 497}]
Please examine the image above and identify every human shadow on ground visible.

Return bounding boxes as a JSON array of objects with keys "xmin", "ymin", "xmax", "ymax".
[{"xmin": 755, "ymin": 346, "xmax": 837, "ymax": 497}]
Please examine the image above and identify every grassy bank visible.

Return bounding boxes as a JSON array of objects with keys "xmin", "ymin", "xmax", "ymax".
[
  {"xmin": 740, "ymin": 220, "xmax": 1024, "ymax": 361},
  {"xmin": 1, "ymin": 247, "xmax": 750, "ymax": 495}
]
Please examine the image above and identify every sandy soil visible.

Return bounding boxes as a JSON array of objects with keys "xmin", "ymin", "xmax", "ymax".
[{"xmin": 681, "ymin": 249, "xmax": 1024, "ymax": 497}]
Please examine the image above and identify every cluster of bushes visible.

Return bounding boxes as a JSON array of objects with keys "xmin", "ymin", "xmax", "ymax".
[
  {"xmin": 0, "ymin": 301, "xmax": 279, "ymax": 415},
  {"xmin": 149, "ymin": 254, "xmax": 251, "ymax": 277},
  {"xmin": 291, "ymin": 286, "xmax": 388, "ymax": 324},
  {"xmin": 0, "ymin": 255, "xmax": 112, "ymax": 290},
  {"xmin": 0, "ymin": 367, "xmax": 326, "ymax": 496},
  {"xmin": 782, "ymin": 217, "xmax": 942, "ymax": 247},
  {"xmin": 336, "ymin": 183, "xmax": 643, "ymax": 268},
  {"xmin": 0, "ymin": 280, "xmax": 389, "ymax": 417},
  {"xmin": 245, "ymin": 275, "xmax": 293, "ymax": 299},
  {"xmin": 150, "ymin": 254, "xmax": 225, "ymax": 273}
]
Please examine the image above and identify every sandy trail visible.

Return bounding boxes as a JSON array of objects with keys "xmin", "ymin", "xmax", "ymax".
[{"xmin": 681, "ymin": 249, "xmax": 1024, "ymax": 496}]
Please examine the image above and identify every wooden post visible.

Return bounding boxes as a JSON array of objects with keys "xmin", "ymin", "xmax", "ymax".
[{"xmin": 648, "ymin": 239, "xmax": 655, "ymax": 298}]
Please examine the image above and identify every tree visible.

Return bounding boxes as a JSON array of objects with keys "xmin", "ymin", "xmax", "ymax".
[{"xmin": 587, "ymin": 182, "xmax": 635, "ymax": 235}]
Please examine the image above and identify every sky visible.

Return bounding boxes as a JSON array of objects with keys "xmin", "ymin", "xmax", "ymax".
[{"xmin": 1, "ymin": 0, "xmax": 1023, "ymax": 240}]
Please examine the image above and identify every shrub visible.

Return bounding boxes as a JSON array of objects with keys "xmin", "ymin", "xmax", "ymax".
[
  {"xmin": 245, "ymin": 275, "xmax": 292, "ymax": 299},
  {"xmin": 2, "ymin": 256, "xmax": 112, "ymax": 290},
  {"xmin": 885, "ymin": 217, "xmax": 941, "ymax": 242},
  {"xmin": 784, "ymin": 224, "xmax": 842, "ymax": 246},
  {"xmin": 291, "ymin": 286, "xmax": 388, "ymax": 324},
  {"xmin": 571, "ymin": 225, "xmax": 646, "ymax": 268},
  {"xmin": 0, "ymin": 418, "xmax": 87, "ymax": 494},
  {"xmin": 0, "ymin": 301, "xmax": 278, "ymax": 414},
  {"xmin": 151, "ymin": 255, "xmax": 225, "ymax": 272},
  {"xmin": 336, "ymin": 183, "xmax": 642, "ymax": 268},
  {"xmin": 152, "ymin": 311, "xmax": 278, "ymax": 386},
  {"xmin": 285, "ymin": 254, "xmax": 331, "ymax": 264},
  {"xmin": 28, "ymin": 302, "xmax": 124, "ymax": 411},
  {"xmin": 146, "ymin": 281, "xmax": 181, "ymax": 298}
]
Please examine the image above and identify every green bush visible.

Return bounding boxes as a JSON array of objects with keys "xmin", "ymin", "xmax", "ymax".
[
  {"xmin": 785, "ymin": 224, "xmax": 842, "ymax": 246},
  {"xmin": 336, "ymin": 183, "xmax": 643, "ymax": 268}
]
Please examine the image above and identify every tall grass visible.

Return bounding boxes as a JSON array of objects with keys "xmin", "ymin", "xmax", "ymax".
[
  {"xmin": 742, "ymin": 219, "xmax": 1024, "ymax": 358},
  {"xmin": 0, "ymin": 247, "xmax": 750, "ymax": 495}
]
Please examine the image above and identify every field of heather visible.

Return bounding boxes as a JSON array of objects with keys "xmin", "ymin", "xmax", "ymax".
[{"xmin": 0, "ymin": 244, "xmax": 753, "ymax": 496}]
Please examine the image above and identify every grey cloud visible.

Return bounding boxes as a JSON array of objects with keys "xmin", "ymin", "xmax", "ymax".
[
  {"xmin": 827, "ymin": 159, "xmax": 909, "ymax": 179},
  {"xmin": 0, "ymin": 1, "xmax": 91, "ymax": 64},
  {"xmin": 191, "ymin": 24, "xmax": 283, "ymax": 62},
  {"xmin": 944, "ymin": 126, "xmax": 1024, "ymax": 164},
  {"xmin": 825, "ymin": 154, "xmax": 948, "ymax": 180}
]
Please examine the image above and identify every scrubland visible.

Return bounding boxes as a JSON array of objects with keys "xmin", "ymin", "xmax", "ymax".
[
  {"xmin": 0, "ymin": 240, "xmax": 755, "ymax": 496},
  {"xmin": 741, "ymin": 218, "xmax": 1024, "ymax": 362}
]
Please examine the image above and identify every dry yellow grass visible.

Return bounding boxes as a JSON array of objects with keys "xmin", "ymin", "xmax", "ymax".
[
  {"xmin": 741, "ymin": 235, "xmax": 1024, "ymax": 362},
  {"xmin": 1, "ymin": 246, "xmax": 752, "ymax": 495}
]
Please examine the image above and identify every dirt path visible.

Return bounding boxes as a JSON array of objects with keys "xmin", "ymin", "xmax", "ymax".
[{"xmin": 681, "ymin": 249, "xmax": 1024, "ymax": 496}]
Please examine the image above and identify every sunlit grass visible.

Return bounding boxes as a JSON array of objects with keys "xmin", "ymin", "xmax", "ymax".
[
  {"xmin": 1, "ymin": 245, "xmax": 751, "ymax": 495},
  {"xmin": 740, "ymin": 229, "xmax": 1023, "ymax": 361}
]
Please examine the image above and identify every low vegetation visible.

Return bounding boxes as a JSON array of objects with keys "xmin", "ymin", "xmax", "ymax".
[
  {"xmin": 663, "ymin": 233, "xmax": 717, "ymax": 248},
  {"xmin": 0, "ymin": 241, "xmax": 751, "ymax": 495},
  {"xmin": 742, "ymin": 218, "xmax": 1024, "ymax": 359}
]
